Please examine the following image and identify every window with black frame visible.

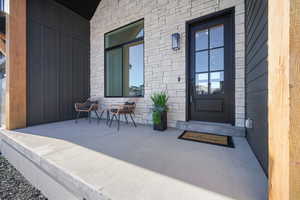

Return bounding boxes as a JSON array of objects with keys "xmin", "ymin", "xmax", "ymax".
[{"xmin": 105, "ymin": 20, "xmax": 144, "ymax": 97}]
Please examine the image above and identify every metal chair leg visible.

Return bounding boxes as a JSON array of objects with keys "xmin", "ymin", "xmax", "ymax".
[
  {"xmin": 89, "ymin": 112, "xmax": 91, "ymax": 123},
  {"xmin": 95, "ymin": 110, "xmax": 101, "ymax": 123},
  {"xmin": 106, "ymin": 111, "xmax": 110, "ymax": 125},
  {"xmin": 109, "ymin": 114, "xmax": 116, "ymax": 127},
  {"xmin": 129, "ymin": 113, "xmax": 137, "ymax": 127},
  {"xmin": 117, "ymin": 114, "xmax": 120, "ymax": 131},
  {"xmin": 98, "ymin": 110, "xmax": 104, "ymax": 120},
  {"xmin": 75, "ymin": 112, "xmax": 81, "ymax": 123},
  {"xmin": 124, "ymin": 114, "xmax": 129, "ymax": 124}
]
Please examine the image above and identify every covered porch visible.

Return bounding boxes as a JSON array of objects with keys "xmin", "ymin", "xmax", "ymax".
[{"xmin": 0, "ymin": 120, "xmax": 267, "ymax": 200}]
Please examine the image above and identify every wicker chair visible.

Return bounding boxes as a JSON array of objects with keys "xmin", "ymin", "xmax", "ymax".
[
  {"xmin": 74, "ymin": 99, "xmax": 101, "ymax": 123},
  {"xmin": 109, "ymin": 102, "xmax": 137, "ymax": 131}
]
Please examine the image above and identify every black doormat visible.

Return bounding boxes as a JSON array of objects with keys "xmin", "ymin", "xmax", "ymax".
[{"xmin": 178, "ymin": 131, "xmax": 234, "ymax": 148}]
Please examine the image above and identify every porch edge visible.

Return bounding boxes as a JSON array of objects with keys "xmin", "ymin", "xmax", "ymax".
[{"xmin": 0, "ymin": 130, "xmax": 110, "ymax": 200}]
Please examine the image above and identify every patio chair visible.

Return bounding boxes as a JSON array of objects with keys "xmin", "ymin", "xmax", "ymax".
[
  {"xmin": 74, "ymin": 99, "xmax": 101, "ymax": 123},
  {"xmin": 109, "ymin": 102, "xmax": 137, "ymax": 131}
]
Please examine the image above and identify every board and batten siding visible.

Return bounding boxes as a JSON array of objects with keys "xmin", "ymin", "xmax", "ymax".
[
  {"xmin": 245, "ymin": 0, "xmax": 268, "ymax": 175},
  {"xmin": 27, "ymin": 0, "xmax": 90, "ymax": 125},
  {"xmin": 91, "ymin": 0, "xmax": 245, "ymax": 127}
]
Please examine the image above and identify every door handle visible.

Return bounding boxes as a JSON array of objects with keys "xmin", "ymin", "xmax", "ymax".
[{"xmin": 190, "ymin": 84, "xmax": 195, "ymax": 104}]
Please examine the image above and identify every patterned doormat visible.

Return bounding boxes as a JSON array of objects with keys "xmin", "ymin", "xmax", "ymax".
[{"xmin": 178, "ymin": 131, "xmax": 234, "ymax": 148}]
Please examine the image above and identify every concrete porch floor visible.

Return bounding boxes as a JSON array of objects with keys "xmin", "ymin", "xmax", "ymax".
[{"xmin": 0, "ymin": 120, "xmax": 268, "ymax": 200}]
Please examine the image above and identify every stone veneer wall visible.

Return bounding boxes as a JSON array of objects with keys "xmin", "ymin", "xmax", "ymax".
[{"xmin": 90, "ymin": 0, "xmax": 245, "ymax": 127}]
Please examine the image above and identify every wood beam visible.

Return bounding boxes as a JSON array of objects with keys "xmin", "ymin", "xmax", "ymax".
[
  {"xmin": 268, "ymin": 0, "xmax": 300, "ymax": 199},
  {"xmin": 5, "ymin": 0, "xmax": 27, "ymax": 129},
  {"xmin": 289, "ymin": 0, "xmax": 300, "ymax": 198}
]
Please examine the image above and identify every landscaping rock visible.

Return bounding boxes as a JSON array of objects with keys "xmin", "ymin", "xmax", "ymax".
[{"xmin": 0, "ymin": 155, "xmax": 47, "ymax": 200}]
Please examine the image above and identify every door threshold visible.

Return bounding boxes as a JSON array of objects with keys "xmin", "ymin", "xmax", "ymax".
[
  {"xmin": 188, "ymin": 120, "xmax": 233, "ymax": 127},
  {"xmin": 176, "ymin": 120, "xmax": 245, "ymax": 137}
]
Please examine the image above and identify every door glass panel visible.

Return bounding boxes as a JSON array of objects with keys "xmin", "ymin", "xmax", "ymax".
[
  {"xmin": 210, "ymin": 71, "xmax": 224, "ymax": 94},
  {"xmin": 195, "ymin": 29, "xmax": 208, "ymax": 51},
  {"xmin": 193, "ymin": 24, "xmax": 226, "ymax": 97},
  {"xmin": 196, "ymin": 73, "xmax": 208, "ymax": 95},
  {"xmin": 210, "ymin": 48, "xmax": 224, "ymax": 71},
  {"xmin": 210, "ymin": 24, "xmax": 224, "ymax": 48},
  {"xmin": 195, "ymin": 51, "xmax": 208, "ymax": 72}
]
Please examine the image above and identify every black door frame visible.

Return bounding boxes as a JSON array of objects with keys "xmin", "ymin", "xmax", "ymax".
[{"xmin": 185, "ymin": 7, "xmax": 235, "ymax": 125}]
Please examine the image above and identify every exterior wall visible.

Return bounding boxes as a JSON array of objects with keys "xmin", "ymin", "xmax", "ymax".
[
  {"xmin": 27, "ymin": 0, "xmax": 90, "ymax": 125},
  {"xmin": 91, "ymin": 0, "xmax": 245, "ymax": 127},
  {"xmin": 245, "ymin": 0, "xmax": 268, "ymax": 175}
]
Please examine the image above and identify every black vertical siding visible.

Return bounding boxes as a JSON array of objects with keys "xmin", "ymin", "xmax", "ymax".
[
  {"xmin": 27, "ymin": 0, "xmax": 90, "ymax": 126},
  {"xmin": 245, "ymin": 0, "xmax": 268, "ymax": 175}
]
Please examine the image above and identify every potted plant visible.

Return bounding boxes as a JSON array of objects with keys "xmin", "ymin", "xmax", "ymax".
[{"xmin": 151, "ymin": 91, "xmax": 169, "ymax": 131}]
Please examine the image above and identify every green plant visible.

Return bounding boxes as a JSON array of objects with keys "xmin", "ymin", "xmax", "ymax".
[
  {"xmin": 152, "ymin": 111, "xmax": 161, "ymax": 125},
  {"xmin": 151, "ymin": 91, "xmax": 169, "ymax": 125}
]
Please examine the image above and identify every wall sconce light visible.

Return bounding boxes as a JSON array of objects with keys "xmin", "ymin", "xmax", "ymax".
[{"xmin": 171, "ymin": 33, "xmax": 180, "ymax": 50}]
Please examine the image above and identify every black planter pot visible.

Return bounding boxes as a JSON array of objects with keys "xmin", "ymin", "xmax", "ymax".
[{"xmin": 153, "ymin": 111, "xmax": 167, "ymax": 131}]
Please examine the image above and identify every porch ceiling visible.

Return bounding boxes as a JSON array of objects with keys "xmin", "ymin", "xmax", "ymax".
[{"xmin": 54, "ymin": 0, "xmax": 101, "ymax": 20}]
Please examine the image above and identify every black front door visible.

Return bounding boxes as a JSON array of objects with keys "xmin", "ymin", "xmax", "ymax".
[{"xmin": 188, "ymin": 13, "xmax": 234, "ymax": 123}]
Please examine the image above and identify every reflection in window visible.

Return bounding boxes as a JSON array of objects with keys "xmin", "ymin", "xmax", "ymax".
[
  {"xmin": 210, "ymin": 25, "xmax": 224, "ymax": 48},
  {"xmin": 194, "ymin": 24, "xmax": 225, "ymax": 96},
  {"xmin": 106, "ymin": 48, "xmax": 123, "ymax": 97},
  {"xmin": 210, "ymin": 48, "xmax": 224, "ymax": 71},
  {"xmin": 195, "ymin": 29, "xmax": 208, "ymax": 51},
  {"xmin": 196, "ymin": 51, "xmax": 208, "ymax": 72},
  {"xmin": 123, "ymin": 42, "xmax": 144, "ymax": 97},
  {"xmin": 105, "ymin": 20, "xmax": 144, "ymax": 97},
  {"xmin": 105, "ymin": 20, "xmax": 144, "ymax": 48},
  {"xmin": 196, "ymin": 73, "xmax": 208, "ymax": 95},
  {"xmin": 210, "ymin": 72, "xmax": 224, "ymax": 94}
]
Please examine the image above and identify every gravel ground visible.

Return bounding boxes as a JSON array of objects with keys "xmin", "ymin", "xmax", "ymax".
[{"xmin": 0, "ymin": 155, "xmax": 48, "ymax": 200}]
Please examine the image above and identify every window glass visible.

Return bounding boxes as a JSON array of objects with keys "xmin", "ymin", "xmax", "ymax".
[
  {"xmin": 210, "ymin": 71, "xmax": 224, "ymax": 94},
  {"xmin": 105, "ymin": 20, "xmax": 144, "ymax": 97},
  {"xmin": 123, "ymin": 42, "xmax": 144, "ymax": 97},
  {"xmin": 194, "ymin": 24, "xmax": 225, "ymax": 96},
  {"xmin": 196, "ymin": 73, "xmax": 208, "ymax": 95},
  {"xmin": 105, "ymin": 20, "xmax": 144, "ymax": 48},
  {"xmin": 106, "ymin": 48, "xmax": 122, "ymax": 97},
  {"xmin": 210, "ymin": 25, "xmax": 224, "ymax": 48},
  {"xmin": 195, "ymin": 29, "xmax": 208, "ymax": 51},
  {"xmin": 210, "ymin": 48, "xmax": 224, "ymax": 71},
  {"xmin": 196, "ymin": 51, "xmax": 208, "ymax": 73}
]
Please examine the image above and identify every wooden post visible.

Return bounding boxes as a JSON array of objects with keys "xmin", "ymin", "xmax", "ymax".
[
  {"xmin": 5, "ymin": 0, "xmax": 27, "ymax": 129},
  {"xmin": 268, "ymin": 0, "xmax": 300, "ymax": 199},
  {"xmin": 289, "ymin": 0, "xmax": 300, "ymax": 198}
]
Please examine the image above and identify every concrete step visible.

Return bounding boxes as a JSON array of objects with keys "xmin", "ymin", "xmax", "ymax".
[{"xmin": 176, "ymin": 121, "xmax": 245, "ymax": 137}]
